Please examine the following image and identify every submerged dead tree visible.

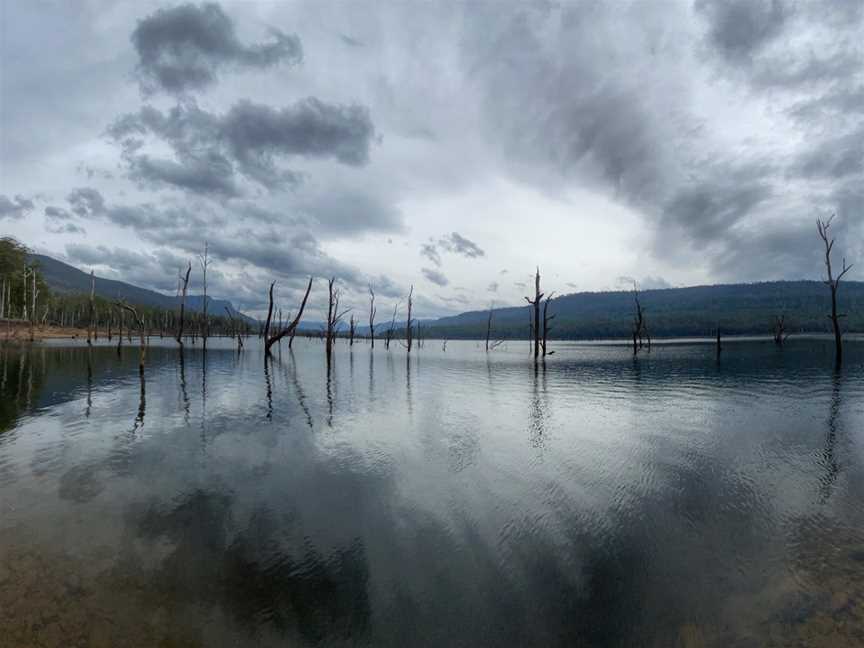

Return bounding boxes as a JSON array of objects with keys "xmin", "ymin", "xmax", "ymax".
[
  {"xmin": 772, "ymin": 314, "xmax": 790, "ymax": 346},
  {"xmin": 385, "ymin": 302, "xmax": 398, "ymax": 350},
  {"xmin": 368, "ymin": 285, "xmax": 377, "ymax": 348},
  {"xmin": 484, "ymin": 303, "xmax": 503, "ymax": 351},
  {"xmin": 224, "ymin": 307, "xmax": 244, "ymax": 350},
  {"xmin": 117, "ymin": 301, "xmax": 146, "ymax": 371},
  {"xmin": 541, "ymin": 292, "xmax": 556, "ymax": 357},
  {"xmin": 631, "ymin": 282, "xmax": 648, "ymax": 355},
  {"xmin": 405, "ymin": 285, "xmax": 414, "ymax": 353},
  {"xmin": 263, "ymin": 276, "xmax": 313, "ymax": 356},
  {"xmin": 199, "ymin": 241, "xmax": 211, "ymax": 346},
  {"xmin": 817, "ymin": 215, "xmax": 853, "ymax": 367},
  {"xmin": 87, "ymin": 270, "xmax": 95, "ymax": 346},
  {"xmin": 349, "ymin": 314, "xmax": 357, "ymax": 346},
  {"xmin": 324, "ymin": 277, "xmax": 350, "ymax": 362},
  {"xmin": 524, "ymin": 268, "xmax": 543, "ymax": 361},
  {"xmin": 176, "ymin": 262, "xmax": 191, "ymax": 346}
]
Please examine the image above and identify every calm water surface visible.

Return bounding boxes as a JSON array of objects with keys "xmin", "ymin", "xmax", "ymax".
[{"xmin": 2, "ymin": 337, "xmax": 864, "ymax": 647}]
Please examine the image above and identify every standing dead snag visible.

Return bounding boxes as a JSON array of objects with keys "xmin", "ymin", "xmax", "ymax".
[
  {"xmin": 325, "ymin": 277, "xmax": 350, "ymax": 362},
  {"xmin": 199, "ymin": 242, "xmax": 212, "ymax": 346},
  {"xmin": 224, "ymin": 307, "xmax": 244, "ymax": 349},
  {"xmin": 176, "ymin": 262, "xmax": 191, "ymax": 345},
  {"xmin": 263, "ymin": 276, "xmax": 313, "ymax": 356},
  {"xmin": 349, "ymin": 314, "xmax": 357, "ymax": 346},
  {"xmin": 631, "ymin": 282, "xmax": 648, "ymax": 355},
  {"xmin": 87, "ymin": 270, "xmax": 95, "ymax": 346},
  {"xmin": 368, "ymin": 285, "xmax": 377, "ymax": 348},
  {"xmin": 541, "ymin": 292, "xmax": 556, "ymax": 357},
  {"xmin": 817, "ymin": 215, "xmax": 853, "ymax": 367},
  {"xmin": 772, "ymin": 314, "xmax": 789, "ymax": 346},
  {"xmin": 524, "ymin": 268, "xmax": 543, "ymax": 361},
  {"xmin": 117, "ymin": 301, "xmax": 146, "ymax": 371},
  {"xmin": 405, "ymin": 285, "xmax": 414, "ymax": 353},
  {"xmin": 385, "ymin": 302, "xmax": 398, "ymax": 350}
]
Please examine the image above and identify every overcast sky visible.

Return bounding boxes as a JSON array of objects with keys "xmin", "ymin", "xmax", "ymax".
[{"xmin": 1, "ymin": 0, "xmax": 862, "ymax": 318}]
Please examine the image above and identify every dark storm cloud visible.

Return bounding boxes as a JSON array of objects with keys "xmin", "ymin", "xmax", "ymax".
[
  {"xmin": 438, "ymin": 232, "xmax": 484, "ymax": 258},
  {"xmin": 421, "ymin": 267, "xmax": 449, "ymax": 287},
  {"xmin": 130, "ymin": 152, "xmax": 239, "ymax": 196},
  {"xmin": 67, "ymin": 187, "xmax": 106, "ymax": 217},
  {"xmin": 694, "ymin": 0, "xmax": 790, "ymax": 64},
  {"xmin": 419, "ymin": 232, "xmax": 484, "ymax": 268},
  {"xmin": 45, "ymin": 206, "xmax": 73, "ymax": 220},
  {"xmin": 47, "ymin": 222, "xmax": 86, "ymax": 235},
  {"xmin": 297, "ymin": 186, "xmax": 403, "ymax": 235},
  {"xmin": 788, "ymin": 85, "xmax": 864, "ymax": 123},
  {"xmin": 132, "ymin": 2, "xmax": 302, "ymax": 96},
  {"xmin": 661, "ymin": 171, "xmax": 774, "ymax": 247},
  {"xmin": 420, "ymin": 242, "xmax": 441, "ymax": 267},
  {"xmin": 108, "ymin": 98, "xmax": 375, "ymax": 194},
  {"xmin": 0, "ymin": 195, "xmax": 34, "ymax": 219},
  {"xmin": 790, "ymin": 126, "xmax": 864, "ymax": 180}
]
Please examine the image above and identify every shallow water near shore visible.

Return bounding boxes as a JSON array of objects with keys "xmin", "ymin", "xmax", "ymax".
[{"xmin": 2, "ymin": 336, "xmax": 864, "ymax": 647}]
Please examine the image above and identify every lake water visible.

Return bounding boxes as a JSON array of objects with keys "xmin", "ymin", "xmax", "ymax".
[{"xmin": 2, "ymin": 337, "xmax": 864, "ymax": 647}]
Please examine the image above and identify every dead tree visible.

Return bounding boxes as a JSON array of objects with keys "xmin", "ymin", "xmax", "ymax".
[
  {"xmin": 817, "ymin": 215, "xmax": 853, "ymax": 367},
  {"xmin": 772, "ymin": 314, "xmax": 790, "ymax": 346},
  {"xmin": 224, "ymin": 306, "xmax": 244, "ymax": 349},
  {"xmin": 176, "ymin": 262, "xmax": 191, "ymax": 345},
  {"xmin": 541, "ymin": 292, "xmax": 556, "ymax": 357},
  {"xmin": 117, "ymin": 302, "xmax": 146, "ymax": 371},
  {"xmin": 199, "ymin": 241, "xmax": 211, "ymax": 345},
  {"xmin": 405, "ymin": 285, "xmax": 414, "ymax": 353},
  {"xmin": 716, "ymin": 326, "xmax": 722, "ymax": 358},
  {"xmin": 349, "ymin": 314, "xmax": 357, "ymax": 346},
  {"xmin": 524, "ymin": 268, "xmax": 543, "ymax": 360},
  {"xmin": 263, "ymin": 276, "xmax": 313, "ymax": 355},
  {"xmin": 486, "ymin": 304, "xmax": 495, "ymax": 351},
  {"xmin": 368, "ymin": 284, "xmax": 377, "ymax": 348},
  {"xmin": 325, "ymin": 278, "xmax": 350, "ymax": 361},
  {"xmin": 116, "ymin": 305, "xmax": 124, "ymax": 352},
  {"xmin": 87, "ymin": 270, "xmax": 95, "ymax": 345},
  {"xmin": 631, "ymin": 282, "xmax": 647, "ymax": 355},
  {"xmin": 385, "ymin": 302, "xmax": 398, "ymax": 350}
]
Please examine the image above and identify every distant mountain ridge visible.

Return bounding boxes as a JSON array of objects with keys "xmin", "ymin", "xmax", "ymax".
[
  {"xmin": 428, "ymin": 280, "xmax": 864, "ymax": 339},
  {"xmin": 30, "ymin": 253, "xmax": 253, "ymax": 324},
  {"xmin": 28, "ymin": 251, "xmax": 864, "ymax": 339}
]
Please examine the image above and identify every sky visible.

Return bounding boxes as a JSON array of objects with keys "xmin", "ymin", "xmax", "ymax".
[{"xmin": 1, "ymin": 0, "xmax": 862, "ymax": 319}]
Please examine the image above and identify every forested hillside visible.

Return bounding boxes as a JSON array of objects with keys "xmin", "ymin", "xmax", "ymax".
[{"xmin": 430, "ymin": 281, "xmax": 864, "ymax": 339}]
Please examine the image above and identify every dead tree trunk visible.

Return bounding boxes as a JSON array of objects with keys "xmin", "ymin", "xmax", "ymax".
[
  {"xmin": 118, "ymin": 302, "xmax": 146, "ymax": 371},
  {"xmin": 264, "ymin": 276, "xmax": 313, "ymax": 355},
  {"xmin": 541, "ymin": 292, "xmax": 556, "ymax": 357},
  {"xmin": 176, "ymin": 262, "xmax": 191, "ymax": 345},
  {"xmin": 385, "ymin": 302, "xmax": 398, "ymax": 350},
  {"xmin": 524, "ymin": 268, "xmax": 543, "ymax": 361},
  {"xmin": 772, "ymin": 314, "xmax": 789, "ymax": 346},
  {"xmin": 631, "ymin": 282, "xmax": 647, "ymax": 354},
  {"xmin": 87, "ymin": 270, "xmax": 95, "ymax": 345},
  {"xmin": 349, "ymin": 314, "xmax": 356, "ymax": 346},
  {"xmin": 369, "ymin": 284, "xmax": 377, "ymax": 348},
  {"xmin": 485, "ymin": 304, "xmax": 494, "ymax": 352},
  {"xmin": 405, "ymin": 285, "xmax": 414, "ymax": 353},
  {"xmin": 224, "ymin": 307, "xmax": 244, "ymax": 350},
  {"xmin": 199, "ymin": 241, "xmax": 211, "ymax": 346},
  {"xmin": 817, "ymin": 215, "xmax": 853, "ymax": 367},
  {"xmin": 325, "ymin": 278, "xmax": 349, "ymax": 362},
  {"xmin": 716, "ymin": 326, "xmax": 722, "ymax": 358}
]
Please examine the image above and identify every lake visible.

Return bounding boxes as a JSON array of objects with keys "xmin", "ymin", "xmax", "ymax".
[{"xmin": 2, "ymin": 337, "xmax": 864, "ymax": 647}]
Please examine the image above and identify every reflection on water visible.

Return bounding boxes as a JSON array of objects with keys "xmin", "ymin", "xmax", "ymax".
[{"xmin": 2, "ymin": 338, "xmax": 864, "ymax": 647}]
